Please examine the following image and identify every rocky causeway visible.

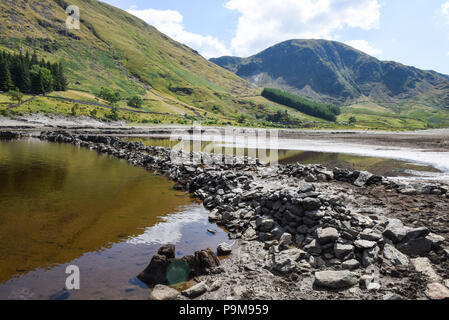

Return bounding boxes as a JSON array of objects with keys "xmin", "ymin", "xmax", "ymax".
[{"xmin": 2, "ymin": 130, "xmax": 449, "ymax": 300}]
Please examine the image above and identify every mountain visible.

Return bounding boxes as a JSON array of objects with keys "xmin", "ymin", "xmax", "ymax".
[
  {"xmin": 0, "ymin": 0, "xmax": 259, "ymax": 121},
  {"xmin": 211, "ymin": 39, "xmax": 449, "ymax": 107}
]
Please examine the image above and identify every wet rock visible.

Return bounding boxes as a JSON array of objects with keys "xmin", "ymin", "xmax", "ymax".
[
  {"xmin": 314, "ymin": 270, "xmax": 358, "ymax": 289},
  {"xmin": 425, "ymin": 283, "xmax": 449, "ymax": 300},
  {"xmin": 256, "ymin": 218, "xmax": 275, "ymax": 232},
  {"xmin": 138, "ymin": 246, "xmax": 220, "ymax": 285},
  {"xmin": 158, "ymin": 244, "xmax": 175, "ymax": 259},
  {"xmin": 383, "ymin": 244, "xmax": 409, "ymax": 267},
  {"xmin": 149, "ymin": 285, "xmax": 180, "ymax": 300},
  {"xmin": 383, "ymin": 219, "xmax": 407, "ymax": 243},
  {"xmin": 217, "ymin": 243, "xmax": 233, "ymax": 256},
  {"xmin": 182, "ymin": 281, "xmax": 207, "ymax": 299},
  {"xmin": 317, "ymin": 227, "xmax": 339, "ymax": 245}
]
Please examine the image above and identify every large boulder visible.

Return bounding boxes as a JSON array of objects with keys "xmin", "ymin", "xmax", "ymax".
[
  {"xmin": 138, "ymin": 246, "xmax": 220, "ymax": 286},
  {"xmin": 314, "ymin": 270, "xmax": 358, "ymax": 289}
]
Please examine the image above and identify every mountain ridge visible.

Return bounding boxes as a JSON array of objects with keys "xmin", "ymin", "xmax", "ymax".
[{"xmin": 211, "ymin": 39, "xmax": 449, "ymax": 107}]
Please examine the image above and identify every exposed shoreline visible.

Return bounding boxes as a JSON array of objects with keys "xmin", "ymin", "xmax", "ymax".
[{"xmin": 1, "ymin": 130, "xmax": 448, "ymax": 300}]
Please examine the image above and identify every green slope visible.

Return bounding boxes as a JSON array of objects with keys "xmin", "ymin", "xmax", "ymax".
[{"xmin": 0, "ymin": 0, "xmax": 260, "ymax": 121}]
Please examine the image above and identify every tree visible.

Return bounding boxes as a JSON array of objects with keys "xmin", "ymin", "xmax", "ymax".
[
  {"xmin": 349, "ymin": 116, "xmax": 357, "ymax": 124},
  {"xmin": 109, "ymin": 103, "xmax": 120, "ymax": 121},
  {"xmin": 7, "ymin": 88, "xmax": 24, "ymax": 104},
  {"xmin": 0, "ymin": 56, "xmax": 13, "ymax": 91},
  {"xmin": 127, "ymin": 95, "xmax": 143, "ymax": 108},
  {"xmin": 237, "ymin": 114, "xmax": 246, "ymax": 124},
  {"xmin": 30, "ymin": 65, "xmax": 53, "ymax": 94},
  {"xmin": 98, "ymin": 87, "xmax": 121, "ymax": 105}
]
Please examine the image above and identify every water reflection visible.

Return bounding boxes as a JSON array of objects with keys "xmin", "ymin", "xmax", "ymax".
[{"xmin": 0, "ymin": 139, "xmax": 228, "ymax": 299}]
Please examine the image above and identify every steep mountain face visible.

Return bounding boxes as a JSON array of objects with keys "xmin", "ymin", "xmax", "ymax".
[
  {"xmin": 0, "ymin": 0, "xmax": 256, "ymax": 114},
  {"xmin": 211, "ymin": 40, "xmax": 449, "ymax": 107}
]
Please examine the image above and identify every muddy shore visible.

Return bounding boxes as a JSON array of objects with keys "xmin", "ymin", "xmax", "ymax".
[{"xmin": 1, "ymin": 129, "xmax": 449, "ymax": 300}]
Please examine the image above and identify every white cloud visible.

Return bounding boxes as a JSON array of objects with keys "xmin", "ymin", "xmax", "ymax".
[
  {"xmin": 344, "ymin": 40, "xmax": 382, "ymax": 56},
  {"xmin": 225, "ymin": 0, "xmax": 381, "ymax": 57},
  {"xmin": 443, "ymin": 2, "xmax": 449, "ymax": 17},
  {"xmin": 127, "ymin": 8, "xmax": 231, "ymax": 59}
]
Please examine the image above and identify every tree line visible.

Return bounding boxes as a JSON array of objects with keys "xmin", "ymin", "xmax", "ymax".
[
  {"xmin": 0, "ymin": 50, "xmax": 67, "ymax": 95},
  {"xmin": 261, "ymin": 88, "xmax": 340, "ymax": 122}
]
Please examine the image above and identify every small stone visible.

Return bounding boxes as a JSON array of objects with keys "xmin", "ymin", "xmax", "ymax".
[
  {"xmin": 149, "ymin": 285, "xmax": 180, "ymax": 300},
  {"xmin": 217, "ymin": 243, "xmax": 233, "ymax": 256},
  {"xmin": 362, "ymin": 246, "xmax": 379, "ymax": 267},
  {"xmin": 426, "ymin": 283, "xmax": 449, "ymax": 300},
  {"xmin": 304, "ymin": 239, "xmax": 322, "ymax": 254},
  {"xmin": 232, "ymin": 285, "xmax": 248, "ymax": 298},
  {"xmin": 406, "ymin": 227, "xmax": 430, "ymax": 240},
  {"xmin": 342, "ymin": 259, "xmax": 360, "ymax": 270},
  {"xmin": 314, "ymin": 270, "xmax": 358, "ymax": 289},
  {"xmin": 182, "ymin": 281, "xmax": 207, "ymax": 298},
  {"xmin": 383, "ymin": 244, "xmax": 409, "ymax": 267},
  {"xmin": 383, "ymin": 293, "xmax": 403, "ymax": 300},
  {"xmin": 397, "ymin": 238, "xmax": 433, "ymax": 256},
  {"xmin": 242, "ymin": 227, "xmax": 258, "ymax": 241},
  {"xmin": 383, "ymin": 219, "xmax": 407, "ymax": 243},
  {"xmin": 354, "ymin": 240, "xmax": 377, "ymax": 249},
  {"xmin": 334, "ymin": 243, "xmax": 354, "ymax": 259},
  {"xmin": 208, "ymin": 281, "xmax": 222, "ymax": 292},
  {"xmin": 317, "ymin": 227, "xmax": 339, "ymax": 244},
  {"xmin": 426, "ymin": 233, "xmax": 445, "ymax": 248},
  {"xmin": 279, "ymin": 233, "xmax": 293, "ymax": 248},
  {"xmin": 360, "ymin": 230, "xmax": 382, "ymax": 242}
]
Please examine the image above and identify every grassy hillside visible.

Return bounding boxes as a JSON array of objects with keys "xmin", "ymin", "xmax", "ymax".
[{"xmin": 0, "ymin": 0, "xmax": 268, "ymax": 124}]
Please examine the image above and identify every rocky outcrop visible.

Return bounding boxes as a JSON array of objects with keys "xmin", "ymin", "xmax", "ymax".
[{"xmin": 138, "ymin": 245, "xmax": 220, "ymax": 286}]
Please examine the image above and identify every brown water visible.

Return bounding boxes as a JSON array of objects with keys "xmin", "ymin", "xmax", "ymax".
[
  {"xmin": 0, "ymin": 139, "xmax": 229, "ymax": 300},
  {"xmin": 125, "ymin": 137, "xmax": 441, "ymax": 178}
]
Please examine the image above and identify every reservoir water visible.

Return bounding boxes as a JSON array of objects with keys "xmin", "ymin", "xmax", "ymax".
[{"xmin": 0, "ymin": 139, "xmax": 228, "ymax": 300}]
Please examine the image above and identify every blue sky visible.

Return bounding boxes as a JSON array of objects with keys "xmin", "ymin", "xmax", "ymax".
[{"xmin": 103, "ymin": 0, "xmax": 449, "ymax": 74}]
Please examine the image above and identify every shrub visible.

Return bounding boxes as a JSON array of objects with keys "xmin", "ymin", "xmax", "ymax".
[{"xmin": 127, "ymin": 95, "xmax": 143, "ymax": 108}]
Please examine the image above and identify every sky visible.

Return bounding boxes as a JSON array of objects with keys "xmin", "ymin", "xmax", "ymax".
[{"xmin": 102, "ymin": 0, "xmax": 449, "ymax": 74}]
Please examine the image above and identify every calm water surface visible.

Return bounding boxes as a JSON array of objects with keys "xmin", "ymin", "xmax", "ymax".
[{"xmin": 0, "ymin": 139, "xmax": 229, "ymax": 300}]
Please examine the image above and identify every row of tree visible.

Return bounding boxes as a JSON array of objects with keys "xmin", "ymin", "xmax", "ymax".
[
  {"xmin": 261, "ymin": 88, "xmax": 340, "ymax": 122},
  {"xmin": 0, "ymin": 50, "xmax": 67, "ymax": 94}
]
